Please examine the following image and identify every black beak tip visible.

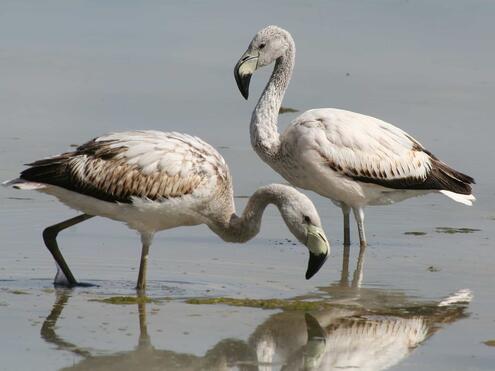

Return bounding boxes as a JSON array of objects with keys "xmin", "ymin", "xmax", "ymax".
[
  {"xmin": 304, "ymin": 313, "xmax": 326, "ymax": 339},
  {"xmin": 238, "ymin": 84, "xmax": 249, "ymax": 100},
  {"xmin": 238, "ymin": 75, "xmax": 251, "ymax": 100},
  {"xmin": 304, "ymin": 312, "xmax": 318, "ymax": 327},
  {"xmin": 305, "ymin": 252, "xmax": 328, "ymax": 280},
  {"xmin": 234, "ymin": 66, "xmax": 251, "ymax": 100}
]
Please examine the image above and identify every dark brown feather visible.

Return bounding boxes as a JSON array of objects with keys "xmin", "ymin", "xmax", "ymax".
[
  {"xmin": 321, "ymin": 147, "xmax": 474, "ymax": 194},
  {"xmin": 20, "ymin": 139, "xmax": 203, "ymax": 203}
]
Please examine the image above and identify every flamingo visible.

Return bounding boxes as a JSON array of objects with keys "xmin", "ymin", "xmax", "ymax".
[
  {"xmin": 4, "ymin": 130, "xmax": 329, "ymax": 289},
  {"xmin": 234, "ymin": 25, "xmax": 475, "ymax": 248}
]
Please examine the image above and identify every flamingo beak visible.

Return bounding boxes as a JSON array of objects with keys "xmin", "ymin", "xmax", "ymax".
[
  {"xmin": 306, "ymin": 251, "xmax": 328, "ymax": 279},
  {"xmin": 234, "ymin": 51, "xmax": 258, "ymax": 100},
  {"xmin": 305, "ymin": 225, "xmax": 330, "ymax": 279},
  {"xmin": 303, "ymin": 313, "xmax": 327, "ymax": 369}
]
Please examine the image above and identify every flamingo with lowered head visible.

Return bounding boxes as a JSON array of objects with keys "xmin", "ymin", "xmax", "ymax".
[
  {"xmin": 4, "ymin": 130, "xmax": 329, "ymax": 289},
  {"xmin": 234, "ymin": 25, "xmax": 475, "ymax": 248}
]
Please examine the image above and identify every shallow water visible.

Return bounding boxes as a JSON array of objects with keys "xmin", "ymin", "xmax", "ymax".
[{"xmin": 1, "ymin": 1, "xmax": 494, "ymax": 370}]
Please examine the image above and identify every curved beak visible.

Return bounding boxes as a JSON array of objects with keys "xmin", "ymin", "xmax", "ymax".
[
  {"xmin": 305, "ymin": 225, "xmax": 330, "ymax": 279},
  {"xmin": 303, "ymin": 313, "xmax": 327, "ymax": 369},
  {"xmin": 234, "ymin": 51, "xmax": 259, "ymax": 100}
]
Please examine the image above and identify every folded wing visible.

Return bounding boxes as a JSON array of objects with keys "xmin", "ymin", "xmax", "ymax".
[
  {"xmin": 302, "ymin": 109, "xmax": 474, "ymax": 195},
  {"xmin": 20, "ymin": 131, "xmax": 229, "ymax": 203}
]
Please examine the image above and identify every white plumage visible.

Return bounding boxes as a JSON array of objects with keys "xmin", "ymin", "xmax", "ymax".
[
  {"xmin": 249, "ymin": 288, "xmax": 472, "ymax": 371},
  {"xmin": 235, "ymin": 26, "xmax": 475, "ymax": 247},
  {"xmin": 5, "ymin": 130, "xmax": 330, "ymax": 289},
  {"xmin": 279, "ymin": 109, "xmax": 431, "ymax": 204},
  {"xmin": 40, "ymin": 287, "xmax": 471, "ymax": 371}
]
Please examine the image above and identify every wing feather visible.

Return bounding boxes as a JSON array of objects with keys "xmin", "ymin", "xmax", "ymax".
[
  {"xmin": 20, "ymin": 131, "xmax": 230, "ymax": 203},
  {"xmin": 289, "ymin": 109, "xmax": 474, "ymax": 194}
]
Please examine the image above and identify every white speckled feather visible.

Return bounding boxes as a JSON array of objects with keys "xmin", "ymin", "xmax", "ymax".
[
  {"xmin": 285, "ymin": 108, "xmax": 432, "ymax": 182},
  {"xmin": 238, "ymin": 25, "xmax": 474, "ymax": 247},
  {"xmin": 54, "ymin": 131, "xmax": 231, "ymax": 202}
]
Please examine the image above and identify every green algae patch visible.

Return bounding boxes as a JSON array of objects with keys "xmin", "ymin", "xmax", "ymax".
[
  {"xmin": 279, "ymin": 106, "xmax": 299, "ymax": 114},
  {"xmin": 483, "ymin": 340, "xmax": 495, "ymax": 347},
  {"xmin": 435, "ymin": 227, "xmax": 481, "ymax": 234},
  {"xmin": 90, "ymin": 296, "xmax": 155, "ymax": 305},
  {"xmin": 8, "ymin": 290, "xmax": 30, "ymax": 295},
  {"xmin": 404, "ymin": 231, "xmax": 427, "ymax": 236},
  {"xmin": 186, "ymin": 297, "xmax": 332, "ymax": 311}
]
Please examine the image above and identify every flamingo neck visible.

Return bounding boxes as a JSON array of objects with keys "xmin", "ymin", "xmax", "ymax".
[
  {"xmin": 250, "ymin": 40, "xmax": 295, "ymax": 161},
  {"xmin": 209, "ymin": 184, "xmax": 287, "ymax": 243}
]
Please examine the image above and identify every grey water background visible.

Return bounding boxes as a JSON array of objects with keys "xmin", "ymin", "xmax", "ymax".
[{"xmin": 0, "ymin": 1, "xmax": 494, "ymax": 370}]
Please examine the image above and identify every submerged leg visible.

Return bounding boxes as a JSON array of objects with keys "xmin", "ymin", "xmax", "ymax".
[
  {"xmin": 351, "ymin": 244, "xmax": 366, "ymax": 288},
  {"xmin": 339, "ymin": 244, "xmax": 350, "ymax": 287},
  {"xmin": 42, "ymin": 214, "xmax": 94, "ymax": 286},
  {"xmin": 352, "ymin": 207, "xmax": 367, "ymax": 248},
  {"xmin": 137, "ymin": 301, "xmax": 151, "ymax": 349},
  {"xmin": 342, "ymin": 205, "xmax": 351, "ymax": 246},
  {"xmin": 40, "ymin": 290, "xmax": 92, "ymax": 358},
  {"xmin": 136, "ymin": 233, "xmax": 154, "ymax": 291}
]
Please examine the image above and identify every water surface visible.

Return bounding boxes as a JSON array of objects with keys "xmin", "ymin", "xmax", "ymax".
[{"xmin": 1, "ymin": 1, "xmax": 494, "ymax": 370}]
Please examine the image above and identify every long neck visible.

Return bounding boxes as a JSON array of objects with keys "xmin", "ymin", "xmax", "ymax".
[
  {"xmin": 250, "ymin": 39, "xmax": 295, "ymax": 160},
  {"xmin": 208, "ymin": 185, "xmax": 287, "ymax": 243}
]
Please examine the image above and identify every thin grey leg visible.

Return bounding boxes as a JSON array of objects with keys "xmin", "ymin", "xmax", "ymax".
[
  {"xmin": 40, "ymin": 290, "xmax": 91, "ymax": 357},
  {"xmin": 342, "ymin": 205, "xmax": 351, "ymax": 246},
  {"xmin": 352, "ymin": 207, "xmax": 367, "ymax": 248},
  {"xmin": 42, "ymin": 214, "xmax": 94, "ymax": 286},
  {"xmin": 137, "ymin": 301, "xmax": 151, "ymax": 349},
  {"xmin": 340, "ymin": 244, "xmax": 350, "ymax": 287},
  {"xmin": 136, "ymin": 233, "xmax": 154, "ymax": 291},
  {"xmin": 351, "ymin": 244, "xmax": 366, "ymax": 288}
]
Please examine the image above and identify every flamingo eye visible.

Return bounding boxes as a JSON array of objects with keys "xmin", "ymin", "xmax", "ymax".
[
  {"xmin": 259, "ymin": 43, "xmax": 266, "ymax": 49},
  {"xmin": 303, "ymin": 215, "xmax": 311, "ymax": 224}
]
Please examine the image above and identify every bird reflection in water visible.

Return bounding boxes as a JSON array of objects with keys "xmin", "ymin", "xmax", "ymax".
[{"xmin": 41, "ymin": 254, "xmax": 471, "ymax": 371}]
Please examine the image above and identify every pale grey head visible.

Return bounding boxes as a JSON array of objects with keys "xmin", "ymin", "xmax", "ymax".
[
  {"xmin": 276, "ymin": 187, "xmax": 325, "ymax": 247},
  {"xmin": 234, "ymin": 25, "xmax": 294, "ymax": 99},
  {"xmin": 278, "ymin": 189, "xmax": 330, "ymax": 279},
  {"xmin": 244, "ymin": 184, "xmax": 329, "ymax": 279}
]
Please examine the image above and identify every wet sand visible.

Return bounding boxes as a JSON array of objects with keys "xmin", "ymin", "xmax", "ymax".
[{"xmin": 1, "ymin": 1, "xmax": 495, "ymax": 370}]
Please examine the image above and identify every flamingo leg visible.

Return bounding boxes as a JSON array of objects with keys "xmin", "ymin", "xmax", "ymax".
[
  {"xmin": 42, "ymin": 214, "xmax": 94, "ymax": 286},
  {"xmin": 137, "ymin": 301, "xmax": 151, "ymax": 348},
  {"xmin": 136, "ymin": 233, "xmax": 154, "ymax": 291},
  {"xmin": 340, "ymin": 244, "xmax": 350, "ymax": 286},
  {"xmin": 351, "ymin": 244, "xmax": 366, "ymax": 288},
  {"xmin": 352, "ymin": 207, "xmax": 367, "ymax": 248},
  {"xmin": 342, "ymin": 205, "xmax": 351, "ymax": 246}
]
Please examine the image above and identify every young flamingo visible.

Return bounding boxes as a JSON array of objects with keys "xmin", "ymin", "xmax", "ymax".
[
  {"xmin": 5, "ymin": 130, "xmax": 330, "ymax": 290},
  {"xmin": 234, "ymin": 25, "xmax": 475, "ymax": 248}
]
